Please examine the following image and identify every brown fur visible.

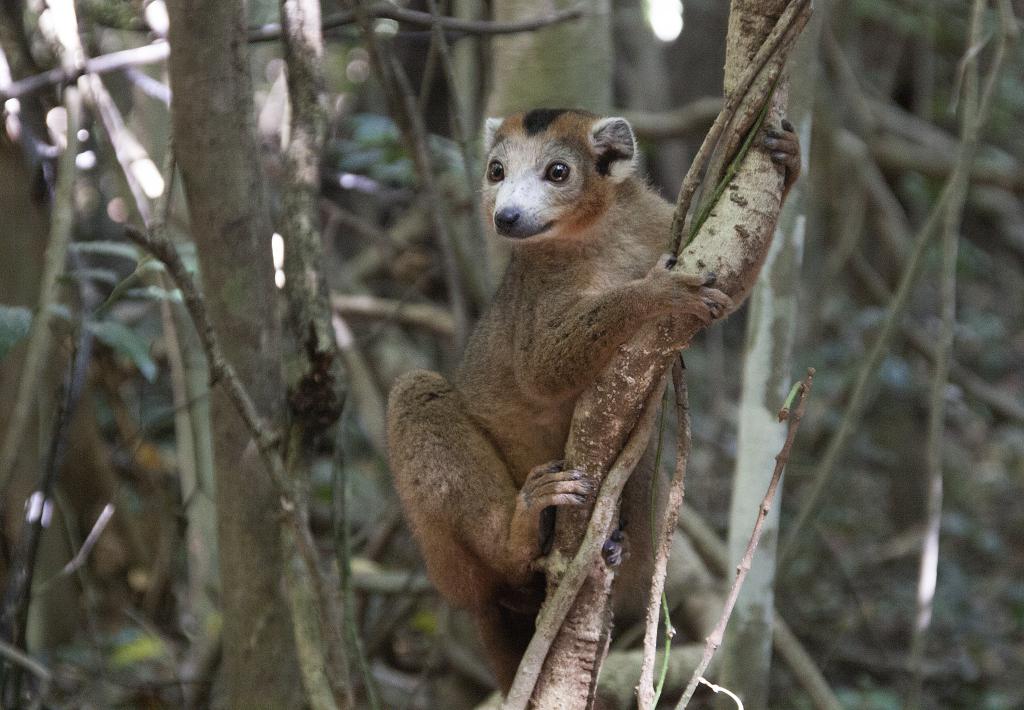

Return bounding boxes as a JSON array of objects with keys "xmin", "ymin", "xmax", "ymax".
[{"xmin": 387, "ymin": 109, "xmax": 799, "ymax": 693}]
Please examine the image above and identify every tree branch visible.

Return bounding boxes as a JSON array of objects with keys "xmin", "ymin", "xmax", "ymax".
[
  {"xmin": 675, "ymin": 368, "xmax": 814, "ymax": 709},
  {"xmin": 676, "ymin": 504, "xmax": 844, "ymax": 710},
  {"xmin": 250, "ymin": 2, "xmax": 586, "ymax": 42},
  {"xmin": 637, "ymin": 360, "xmax": 691, "ymax": 709},
  {"xmin": 502, "ymin": 383, "xmax": 667, "ymax": 710},
  {"xmin": 123, "ymin": 223, "xmax": 344, "ymax": 709}
]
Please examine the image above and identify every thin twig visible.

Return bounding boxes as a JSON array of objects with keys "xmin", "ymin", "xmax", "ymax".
[
  {"xmin": 0, "ymin": 89, "xmax": 81, "ymax": 497},
  {"xmin": 331, "ymin": 293, "xmax": 455, "ymax": 337},
  {"xmin": 1, "ymin": 5, "xmax": 585, "ymax": 101},
  {"xmin": 779, "ymin": 0, "xmax": 1017, "ymax": 567},
  {"xmin": 675, "ymin": 368, "xmax": 815, "ymax": 709},
  {"xmin": 501, "ymin": 384, "xmax": 667, "ymax": 710},
  {"xmin": 425, "ymin": 0, "xmax": 492, "ymax": 295},
  {"xmin": 60, "ymin": 503, "xmax": 115, "ymax": 577},
  {"xmin": 251, "ymin": 2, "xmax": 586, "ymax": 42},
  {"xmin": 390, "ymin": 55, "xmax": 470, "ymax": 349},
  {"xmin": 353, "ymin": 10, "xmax": 471, "ymax": 350},
  {"xmin": 0, "ymin": 41, "xmax": 168, "ymax": 102},
  {"xmin": 908, "ymin": 2, "xmax": 987, "ymax": 705},
  {"xmin": 637, "ymin": 360, "xmax": 690, "ymax": 709},
  {"xmin": 0, "ymin": 94, "xmax": 93, "ymax": 707},
  {"xmin": 843, "ymin": 175, "xmax": 1024, "ymax": 423},
  {"xmin": 333, "ymin": 441, "xmax": 382, "ymax": 709},
  {"xmin": 667, "ymin": 0, "xmax": 811, "ymax": 255},
  {"xmin": 624, "ymin": 97, "xmax": 723, "ymax": 140},
  {"xmin": 675, "ymin": 505, "xmax": 843, "ymax": 710},
  {"xmin": 0, "ymin": 639, "xmax": 52, "ymax": 683}
]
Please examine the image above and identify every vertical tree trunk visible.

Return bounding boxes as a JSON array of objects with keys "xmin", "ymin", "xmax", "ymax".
[
  {"xmin": 164, "ymin": 3, "xmax": 303, "ymax": 705},
  {"xmin": 716, "ymin": 10, "xmax": 821, "ymax": 706},
  {"xmin": 485, "ymin": 0, "xmax": 612, "ymax": 117}
]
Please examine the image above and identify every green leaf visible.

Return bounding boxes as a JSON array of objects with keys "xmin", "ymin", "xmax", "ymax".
[
  {"xmin": 0, "ymin": 305, "xmax": 32, "ymax": 361},
  {"xmin": 108, "ymin": 633, "xmax": 169, "ymax": 668},
  {"xmin": 94, "ymin": 255, "xmax": 162, "ymax": 315},
  {"xmin": 87, "ymin": 320, "xmax": 158, "ymax": 382}
]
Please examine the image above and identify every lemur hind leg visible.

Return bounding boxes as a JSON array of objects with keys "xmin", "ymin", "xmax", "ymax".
[
  {"xmin": 387, "ymin": 370, "xmax": 590, "ymax": 687},
  {"xmin": 387, "ymin": 369, "xmax": 514, "ymax": 609}
]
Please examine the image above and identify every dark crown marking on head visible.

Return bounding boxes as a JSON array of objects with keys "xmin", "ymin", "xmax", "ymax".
[{"xmin": 523, "ymin": 108, "xmax": 571, "ymax": 135}]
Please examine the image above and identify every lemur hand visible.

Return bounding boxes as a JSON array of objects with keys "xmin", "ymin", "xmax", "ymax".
[
  {"xmin": 763, "ymin": 118, "xmax": 801, "ymax": 196},
  {"xmin": 647, "ymin": 254, "xmax": 733, "ymax": 325}
]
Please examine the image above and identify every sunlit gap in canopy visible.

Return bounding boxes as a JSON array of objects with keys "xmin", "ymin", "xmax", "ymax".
[{"xmin": 646, "ymin": 0, "xmax": 684, "ymax": 43}]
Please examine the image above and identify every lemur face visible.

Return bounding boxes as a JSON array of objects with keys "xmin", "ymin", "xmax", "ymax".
[{"xmin": 481, "ymin": 109, "xmax": 637, "ymax": 241}]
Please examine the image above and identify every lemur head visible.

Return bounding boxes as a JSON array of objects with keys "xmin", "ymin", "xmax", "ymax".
[{"xmin": 481, "ymin": 109, "xmax": 638, "ymax": 241}]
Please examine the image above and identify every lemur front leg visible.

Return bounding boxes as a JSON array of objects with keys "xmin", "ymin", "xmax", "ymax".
[{"xmin": 523, "ymin": 274, "xmax": 731, "ymax": 397}]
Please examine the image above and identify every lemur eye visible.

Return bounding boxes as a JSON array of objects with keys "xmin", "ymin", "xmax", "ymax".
[
  {"xmin": 546, "ymin": 161, "xmax": 570, "ymax": 182},
  {"xmin": 487, "ymin": 160, "xmax": 505, "ymax": 182}
]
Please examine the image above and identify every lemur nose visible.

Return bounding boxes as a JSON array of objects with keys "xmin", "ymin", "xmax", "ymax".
[{"xmin": 494, "ymin": 208, "xmax": 521, "ymax": 233}]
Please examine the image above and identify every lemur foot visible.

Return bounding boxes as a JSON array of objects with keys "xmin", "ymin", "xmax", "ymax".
[
  {"xmin": 519, "ymin": 460, "xmax": 591, "ymax": 512},
  {"xmin": 602, "ymin": 527, "xmax": 626, "ymax": 567},
  {"xmin": 763, "ymin": 118, "xmax": 801, "ymax": 193}
]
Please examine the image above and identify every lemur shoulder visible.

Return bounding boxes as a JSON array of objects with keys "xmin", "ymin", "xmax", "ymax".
[{"xmin": 387, "ymin": 108, "xmax": 800, "ymax": 692}]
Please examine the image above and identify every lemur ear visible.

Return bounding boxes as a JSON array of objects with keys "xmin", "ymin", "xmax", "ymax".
[
  {"xmin": 483, "ymin": 117, "xmax": 504, "ymax": 154},
  {"xmin": 590, "ymin": 116, "xmax": 637, "ymax": 182}
]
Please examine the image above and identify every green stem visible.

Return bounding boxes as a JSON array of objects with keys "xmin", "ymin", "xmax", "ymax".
[{"xmin": 684, "ymin": 73, "xmax": 780, "ymax": 249}]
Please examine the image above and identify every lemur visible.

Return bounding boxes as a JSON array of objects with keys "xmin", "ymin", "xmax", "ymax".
[{"xmin": 387, "ymin": 108, "xmax": 800, "ymax": 693}]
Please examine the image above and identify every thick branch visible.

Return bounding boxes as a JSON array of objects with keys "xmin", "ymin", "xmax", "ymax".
[{"xmin": 502, "ymin": 383, "xmax": 666, "ymax": 709}]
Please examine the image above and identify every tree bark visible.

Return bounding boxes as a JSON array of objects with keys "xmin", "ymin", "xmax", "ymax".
[
  {"xmin": 526, "ymin": 1, "xmax": 800, "ymax": 707},
  {"xmin": 165, "ymin": 2, "xmax": 303, "ymax": 705}
]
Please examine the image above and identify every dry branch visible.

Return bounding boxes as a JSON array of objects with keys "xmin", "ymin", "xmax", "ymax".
[
  {"xmin": 624, "ymin": 97, "xmax": 723, "ymax": 140},
  {"xmin": 676, "ymin": 505, "xmax": 843, "ymax": 710},
  {"xmin": 675, "ymin": 368, "xmax": 814, "ymax": 708},
  {"xmin": 251, "ymin": 2, "xmax": 586, "ymax": 42},
  {"xmin": 1, "ymin": 5, "xmax": 586, "ymax": 102},
  {"xmin": 637, "ymin": 361, "xmax": 691, "ymax": 709},
  {"xmin": 331, "ymin": 294, "xmax": 455, "ymax": 338}
]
